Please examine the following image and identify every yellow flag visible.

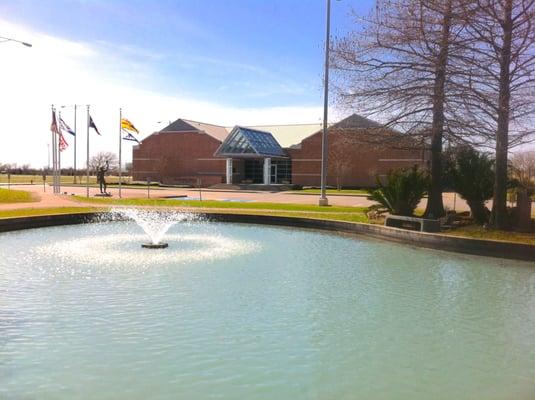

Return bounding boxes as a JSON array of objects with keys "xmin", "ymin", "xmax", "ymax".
[{"xmin": 121, "ymin": 118, "xmax": 139, "ymax": 134}]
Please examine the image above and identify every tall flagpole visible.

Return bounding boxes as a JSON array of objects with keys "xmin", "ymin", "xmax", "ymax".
[
  {"xmin": 50, "ymin": 105, "xmax": 53, "ymax": 192},
  {"xmin": 58, "ymin": 110, "xmax": 62, "ymax": 194},
  {"xmin": 119, "ymin": 108, "xmax": 122, "ymax": 198},
  {"xmin": 74, "ymin": 105, "xmax": 77, "ymax": 184},
  {"xmin": 51, "ymin": 105, "xmax": 57, "ymax": 193},
  {"xmin": 53, "ymin": 105, "xmax": 58, "ymax": 193},
  {"xmin": 86, "ymin": 105, "xmax": 90, "ymax": 197}
]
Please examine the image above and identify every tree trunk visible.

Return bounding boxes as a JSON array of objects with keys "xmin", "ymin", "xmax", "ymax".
[
  {"xmin": 490, "ymin": 0, "xmax": 513, "ymax": 230},
  {"xmin": 467, "ymin": 200, "xmax": 490, "ymax": 224},
  {"xmin": 424, "ymin": 0, "xmax": 452, "ymax": 219}
]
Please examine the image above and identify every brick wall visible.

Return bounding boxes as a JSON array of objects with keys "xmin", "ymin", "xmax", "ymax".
[
  {"xmin": 287, "ymin": 129, "xmax": 426, "ymax": 188},
  {"xmin": 132, "ymin": 131, "xmax": 225, "ymax": 186}
]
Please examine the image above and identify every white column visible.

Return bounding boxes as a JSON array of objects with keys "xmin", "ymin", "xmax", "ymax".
[
  {"xmin": 226, "ymin": 158, "xmax": 233, "ymax": 184},
  {"xmin": 263, "ymin": 157, "xmax": 271, "ymax": 185}
]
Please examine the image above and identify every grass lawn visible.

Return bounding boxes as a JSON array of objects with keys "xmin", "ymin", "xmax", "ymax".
[
  {"xmin": 201, "ymin": 208, "xmax": 370, "ymax": 223},
  {"xmin": 0, "ymin": 207, "xmax": 101, "ymax": 219},
  {"xmin": 0, "ymin": 174, "xmax": 133, "ymax": 185},
  {"xmin": 0, "ymin": 201, "xmax": 369, "ymax": 224},
  {"xmin": 72, "ymin": 196, "xmax": 370, "ymax": 223},
  {"xmin": 443, "ymin": 225, "xmax": 535, "ymax": 245},
  {"xmin": 72, "ymin": 195, "xmax": 367, "ymax": 213},
  {"xmin": 289, "ymin": 188, "xmax": 369, "ymax": 196},
  {"xmin": 0, "ymin": 188, "xmax": 39, "ymax": 203}
]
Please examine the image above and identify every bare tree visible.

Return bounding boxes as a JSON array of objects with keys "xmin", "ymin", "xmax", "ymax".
[
  {"xmin": 331, "ymin": 0, "xmax": 468, "ymax": 218},
  {"xmin": 157, "ymin": 155, "xmax": 171, "ymax": 183},
  {"xmin": 511, "ymin": 150, "xmax": 535, "ymax": 187},
  {"xmin": 328, "ymin": 131, "xmax": 354, "ymax": 190},
  {"xmin": 0, "ymin": 162, "xmax": 13, "ymax": 172},
  {"xmin": 456, "ymin": 0, "xmax": 535, "ymax": 229},
  {"xmin": 89, "ymin": 152, "xmax": 118, "ymax": 173}
]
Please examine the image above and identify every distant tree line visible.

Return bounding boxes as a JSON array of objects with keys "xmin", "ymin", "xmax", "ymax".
[
  {"xmin": 0, "ymin": 152, "xmax": 131, "ymax": 176},
  {"xmin": 331, "ymin": 0, "xmax": 535, "ymax": 230},
  {"xmin": 0, "ymin": 163, "xmax": 43, "ymax": 175}
]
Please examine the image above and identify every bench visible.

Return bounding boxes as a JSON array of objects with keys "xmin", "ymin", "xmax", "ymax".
[{"xmin": 385, "ymin": 215, "xmax": 441, "ymax": 233}]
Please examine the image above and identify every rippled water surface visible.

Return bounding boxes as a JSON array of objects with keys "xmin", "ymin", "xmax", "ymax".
[{"xmin": 1, "ymin": 221, "xmax": 535, "ymax": 400}]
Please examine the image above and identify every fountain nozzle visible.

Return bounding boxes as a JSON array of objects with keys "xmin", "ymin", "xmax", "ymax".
[{"xmin": 141, "ymin": 243, "xmax": 169, "ymax": 249}]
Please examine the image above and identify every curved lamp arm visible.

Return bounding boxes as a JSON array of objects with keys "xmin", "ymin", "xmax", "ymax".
[{"xmin": 0, "ymin": 36, "xmax": 32, "ymax": 47}]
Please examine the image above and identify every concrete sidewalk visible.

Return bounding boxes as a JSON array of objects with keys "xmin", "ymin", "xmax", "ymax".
[{"xmin": 1, "ymin": 184, "xmax": 473, "ymax": 213}]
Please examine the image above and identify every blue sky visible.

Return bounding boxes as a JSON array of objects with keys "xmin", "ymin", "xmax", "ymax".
[
  {"xmin": 0, "ymin": 0, "xmax": 375, "ymax": 167},
  {"xmin": 2, "ymin": 0, "xmax": 374, "ymax": 108}
]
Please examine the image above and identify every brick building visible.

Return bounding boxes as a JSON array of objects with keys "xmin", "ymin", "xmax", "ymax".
[
  {"xmin": 132, "ymin": 119, "xmax": 227, "ymax": 186},
  {"xmin": 132, "ymin": 114, "xmax": 426, "ymax": 188}
]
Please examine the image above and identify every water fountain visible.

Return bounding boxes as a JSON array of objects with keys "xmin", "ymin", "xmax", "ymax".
[{"xmin": 111, "ymin": 208, "xmax": 194, "ymax": 249}]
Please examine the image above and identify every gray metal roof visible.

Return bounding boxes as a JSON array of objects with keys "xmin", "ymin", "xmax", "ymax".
[
  {"xmin": 159, "ymin": 114, "xmax": 387, "ymax": 149},
  {"xmin": 182, "ymin": 119, "xmax": 229, "ymax": 141},
  {"xmin": 331, "ymin": 114, "xmax": 385, "ymax": 130},
  {"xmin": 160, "ymin": 119, "xmax": 228, "ymax": 142},
  {"xmin": 214, "ymin": 126, "xmax": 286, "ymax": 158},
  {"xmin": 161, "ymin": 119, "xmax": 197, "ymax": 132}
]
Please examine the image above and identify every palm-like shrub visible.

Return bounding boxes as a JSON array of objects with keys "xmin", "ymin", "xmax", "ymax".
[
  {"xmin": 448, "ymin": 147, "xmax": 494, "ymax": 224},
  {"xmin": 367, "ymin": 166, "xmax": 430, "ymax": 216}
]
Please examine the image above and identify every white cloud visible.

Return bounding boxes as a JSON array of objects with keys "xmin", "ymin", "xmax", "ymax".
[{"xmin": 0, "ymin": 18, "xmax": 328, "ymax": 168}]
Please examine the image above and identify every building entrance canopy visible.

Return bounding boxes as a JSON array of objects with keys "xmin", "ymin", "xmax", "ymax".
[
  {"xmin": 214, "ymin": 126, "xmax": 289, "ymax": 184},
  {"xmin": 214, "ymin": 126, "xmax": 287, "ymax": 158}
]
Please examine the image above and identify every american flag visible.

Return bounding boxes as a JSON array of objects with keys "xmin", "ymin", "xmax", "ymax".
[
  {"xmin": 59, "ymin": 132, "xmax": 68, "ymax": 152},
  {"xmin": 50, "ymin": 110, "xmax": 60, "ymax": 135},
  {"xmin": 51, "ymin": 110, "xmax": 69, "ymax": 151}
]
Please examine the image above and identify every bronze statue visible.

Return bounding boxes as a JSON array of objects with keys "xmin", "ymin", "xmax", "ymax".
[{"xmin": 96, "ymin": 161, "xmax": 109, "ymax": 194}]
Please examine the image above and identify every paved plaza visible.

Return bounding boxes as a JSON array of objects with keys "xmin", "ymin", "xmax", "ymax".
[{"xmin": 0, "ymin": 183, "xmax": 473, "ymax": 213}]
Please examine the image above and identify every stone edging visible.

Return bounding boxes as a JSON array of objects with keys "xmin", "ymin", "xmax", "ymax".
[
  {"xmin": 0, "ymin": 212, "xmax": 533, "ymax": 262},
  {"xmin": 0, "ymin": 213, "xmax": 94, "ymax": 233}
]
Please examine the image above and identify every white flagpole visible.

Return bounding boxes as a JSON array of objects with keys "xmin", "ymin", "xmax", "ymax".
[
  {"xmin": 74, "ymin": 105, "xmax": 77, "ymax": 184},
  {"xmin": 119, "ymin": 108, "xmax": 122, "ymax": 198},
  {"xmin": 51, "ymin": 105, "xmax": 57, "ymax": 193},
  {"xmin": 58, "ymin": 110, "xmax": 62, "ymax": 194},
  {"xmin": 86, "ymin": 105, "xmax": 90, "ymax": 197},
  {"xmin": 53, "ymin": 105, "xmax": 59, "ymax": 193}
]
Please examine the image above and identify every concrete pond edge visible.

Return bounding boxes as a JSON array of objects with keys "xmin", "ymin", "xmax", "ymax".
[{"xmin": 0, "ymin": 211, "xmax": 533, "ymax": 262}]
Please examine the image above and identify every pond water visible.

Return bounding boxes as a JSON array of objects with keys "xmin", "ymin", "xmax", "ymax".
[{"xmin": 1, "ymin": 221, "xmax": 534, "ymax": 399}]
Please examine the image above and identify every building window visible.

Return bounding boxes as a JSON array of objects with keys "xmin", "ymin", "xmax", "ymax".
[
  {"xmin": 244, "ymin": 160, "xmax": 263, "ymax": 183},
  {"xmin": 272, "ymin": 159, "xmax": 292, "ymax": 183}
]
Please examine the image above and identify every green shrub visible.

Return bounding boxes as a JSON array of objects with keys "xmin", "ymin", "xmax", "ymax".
[
  {"xmin": 367, "ymin": 166, "xmax": 430, "ymax": 216},
  {"xmin": 448, "ymin": 147, "xmax": 494, "ymax": 224}
]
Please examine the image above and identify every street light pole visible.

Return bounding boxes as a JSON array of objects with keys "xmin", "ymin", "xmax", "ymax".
[
  {"xmin": 86, "ymin": 105, "xmax": 90, "ymax": 198},
  {"xmin": 0, "ymin": 36, "xmax": 32, "ymax": 47},
  {"xmin": 319, "ymin": 0, "xmax": 331, "ymax": 206}
]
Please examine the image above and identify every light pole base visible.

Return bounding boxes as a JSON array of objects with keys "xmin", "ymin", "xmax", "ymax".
[{"xmin": 318, "ymin": 197, "xmax": 329, "ymax": 206}]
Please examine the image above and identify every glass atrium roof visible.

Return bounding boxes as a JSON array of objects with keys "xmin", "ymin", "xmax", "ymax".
[{"xmin": 215, "ymin": 126, "xmax": 286, "ymax": 158}]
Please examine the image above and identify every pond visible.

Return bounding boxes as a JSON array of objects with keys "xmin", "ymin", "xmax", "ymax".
[{"xmin": 1, "ymin": 220, "xmax": 534, "ymax": 399}]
